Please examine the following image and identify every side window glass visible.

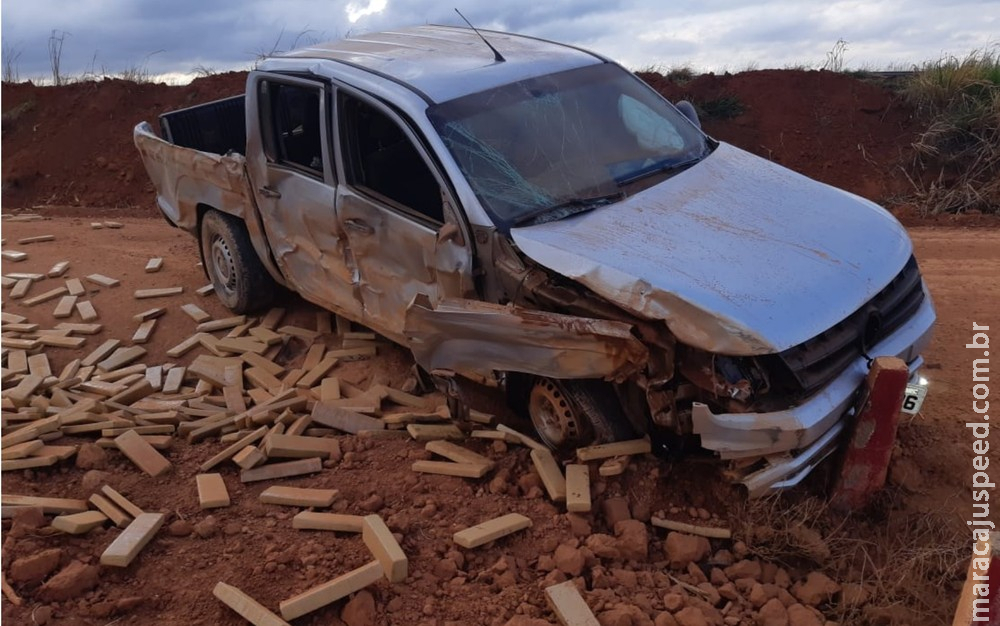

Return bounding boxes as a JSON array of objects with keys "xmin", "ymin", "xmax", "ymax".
[
  {"xmin": 261, "ymin": 81, "xmax": 324, "ymax": 175},
  {"xmin": 338, "ymin": 92, "xmax": 443, "ymax": 223}
]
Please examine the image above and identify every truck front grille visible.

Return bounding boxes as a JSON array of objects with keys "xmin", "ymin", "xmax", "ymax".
[{"xmin": 772, "ymin": 256, "xmax": 925, "ymax": 395}]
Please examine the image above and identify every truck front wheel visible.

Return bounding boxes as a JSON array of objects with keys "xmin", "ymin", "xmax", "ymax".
[
  {"xmin": 527, "ymin": 377, "xmax": 636, "ymax": 449},
  {"xmin": 200, "ymin": 210, "xmax": 275, "ymax": 313}
]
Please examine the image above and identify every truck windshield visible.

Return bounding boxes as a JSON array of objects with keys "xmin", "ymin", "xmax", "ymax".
[{"xmin": 428, "ymin": 63, "xmax": 709, "ymax": 228}]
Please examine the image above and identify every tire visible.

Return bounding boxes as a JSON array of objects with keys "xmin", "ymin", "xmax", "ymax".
[
  {"xmin": 200, "ymin": 210, "xmax": 275, "ymax": 313},
  {"xmin": 526, "ymin": 377, "xmax": 636, "ymax": 450}
]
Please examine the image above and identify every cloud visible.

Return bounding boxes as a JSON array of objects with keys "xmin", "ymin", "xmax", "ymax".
[
  {"xmin": 347, "ymin": 0, "xmax": 388, "ymax": 24},
  {"xmin": 0, "ymin": 0, "xmax": 996, "ymax": 82}
]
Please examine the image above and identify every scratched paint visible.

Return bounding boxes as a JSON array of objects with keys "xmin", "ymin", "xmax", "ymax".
[{"xmin": 134, "ymin": 123, "xmax": 250, "ymax": 231}]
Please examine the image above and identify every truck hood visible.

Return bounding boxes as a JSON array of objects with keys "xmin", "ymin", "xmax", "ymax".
[{"xmin": 509, "ymin": 143, "xmax": 913, "ymax": 355}]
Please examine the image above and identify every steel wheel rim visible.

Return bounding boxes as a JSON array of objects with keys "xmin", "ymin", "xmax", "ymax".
[
  {"xmin": 210, "ymin": 235, "xmax": 237, "ymax": 295},
  {"xmin": 528, "ymin": 379, "xmax": 580, "ymax": 448}
]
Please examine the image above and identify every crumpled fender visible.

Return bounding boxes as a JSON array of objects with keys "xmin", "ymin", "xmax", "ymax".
[{"xmin": 403, "ymin": 295, "xmax": 648, "ymax": 382}]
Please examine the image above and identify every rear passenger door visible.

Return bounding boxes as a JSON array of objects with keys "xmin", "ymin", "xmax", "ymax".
[
  {"xmin": 333, "ymin": 88, "xmax": 475, "ymax": 342},
  {"xmin": 246, "ymin": 73, "xmax": 363, "ymax": 320}
]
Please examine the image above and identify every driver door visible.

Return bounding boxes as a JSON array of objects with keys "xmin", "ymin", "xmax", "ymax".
[{"xmin": 333, "ymin": 88, "xmax": 476, "ymax": 343}]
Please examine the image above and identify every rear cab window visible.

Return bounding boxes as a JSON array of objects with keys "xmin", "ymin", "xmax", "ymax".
[{"xmin": 258, "ymin": 80, "xmax": 325, "ymax": 177}]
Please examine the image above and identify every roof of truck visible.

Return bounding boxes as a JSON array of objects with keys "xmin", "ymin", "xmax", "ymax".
[{"xmin": 277, "ymin": 25, "xmax": 607, "ymax": 103}]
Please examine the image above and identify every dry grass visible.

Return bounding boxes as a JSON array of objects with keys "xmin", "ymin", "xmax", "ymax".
[
  {"xmin": 737, "ymin": 491, "xmax": 967, "ymax": 625},
  {"xmin": 665, "ymin": 66, "xmax": 697, "ymax": 84},
  {"xmin": 904, "ymin": 47, "xmax": 1000, "ymax": 214}
]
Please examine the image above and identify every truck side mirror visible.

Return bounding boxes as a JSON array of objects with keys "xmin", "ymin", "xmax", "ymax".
[{"xmin": 675, "ymin": 100, "xmax": 701, "ymax": 129}]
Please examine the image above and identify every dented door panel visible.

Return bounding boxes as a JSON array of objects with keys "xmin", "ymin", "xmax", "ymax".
[
  {"xmin": 244, "ymin": 73, "xmax": 364, "ymax": 320},
  {"xmin": 255, "ymin": 167, "xmax": 364, "ymax": 319},
  {"xmin": 337, "ymin": 187, "xmax": 470, "ymax": 340},
  {"xmin": 332, "ymin": 87, "xmax": 476, "ymax": 340}
]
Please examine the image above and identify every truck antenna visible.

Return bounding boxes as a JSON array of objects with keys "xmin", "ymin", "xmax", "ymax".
[{"xmin": 454, "ymin": 9, "xmax": 506, "ymax": 63}]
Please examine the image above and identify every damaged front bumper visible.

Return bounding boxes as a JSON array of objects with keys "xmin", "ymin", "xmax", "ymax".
[{"xmin": 692, "ymin": 295, "xmax": 936, "ymax": 496}]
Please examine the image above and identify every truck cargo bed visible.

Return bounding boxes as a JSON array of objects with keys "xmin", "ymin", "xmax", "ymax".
[{"xmin": 160, "ymin": 95, "xmax": 246, "ymax": 156}]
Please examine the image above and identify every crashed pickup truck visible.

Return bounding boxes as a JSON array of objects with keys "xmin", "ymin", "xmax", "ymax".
[{"xmin": 134, "ymin": 25, "xmax": 935, "ymax": 495}]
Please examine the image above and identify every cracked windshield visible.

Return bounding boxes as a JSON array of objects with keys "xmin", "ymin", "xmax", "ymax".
[{"xmin": 429, "ymin": 63, "xmax": 709, "ymax": 228}]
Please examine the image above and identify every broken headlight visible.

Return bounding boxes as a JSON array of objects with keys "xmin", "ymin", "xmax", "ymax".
[{"xmin": 678, "ymin": 347, "xmax": 770, "ymax": 404}]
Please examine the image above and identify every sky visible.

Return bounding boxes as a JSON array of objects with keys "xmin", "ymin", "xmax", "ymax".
[{"xmin": 1, "ymin": 0, "xmax": 997, "ymax": 84}]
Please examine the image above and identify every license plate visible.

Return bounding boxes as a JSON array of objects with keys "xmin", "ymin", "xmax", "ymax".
[{"xmin": 901, "ymin": 383, "xmax": 928, "ymax": 415}]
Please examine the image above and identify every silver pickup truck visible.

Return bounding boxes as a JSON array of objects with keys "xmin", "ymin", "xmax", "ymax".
[{"xmin": 134, "ymin": 25, "xmax": 935, "ymax": 495}]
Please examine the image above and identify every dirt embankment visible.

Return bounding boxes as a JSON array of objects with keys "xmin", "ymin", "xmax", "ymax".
[
  {"xmin": 0, "ymin": 68, "xmax": 925, "ymax": 215},
  {"xmin": 639, "ymin": 70, "xmax": 919, "ymax": 203},
  {"xmin": 1, "ymin": 73, "xmax": 246, "ymax": 211}
]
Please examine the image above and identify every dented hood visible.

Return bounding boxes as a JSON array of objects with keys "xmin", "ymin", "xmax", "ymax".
[{"xmin": 510, "ymin": 143, "xmax": 913, "ymax": 355}]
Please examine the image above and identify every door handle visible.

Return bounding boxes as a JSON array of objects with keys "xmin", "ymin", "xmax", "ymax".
[
  {"xmin": 344, "ymin": 218, "xmax": 374, "ymax": 235},
  {"xmin": 258, "ymin": 186, "xmax": 281, "ymax": 199}
]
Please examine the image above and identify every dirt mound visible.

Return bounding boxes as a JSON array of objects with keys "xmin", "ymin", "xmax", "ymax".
[
  {"xmin": 1, "ymin": 72, "xmax": 247, "ymax": 212},
  {"xmin": 3, "ymin": 69, "xmax": 920, "ymax": 213},
  {"xmin": 639, "ymin": 69, "xmax": 920, "ymax": 202}
]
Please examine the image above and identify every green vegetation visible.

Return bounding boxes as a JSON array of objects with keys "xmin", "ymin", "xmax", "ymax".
[
  {"xmin": 698, "ymin": 95, "xmax": 745, "ymax": 119},
  {"xmin": 904, "ymin": 47, "xmax": 1000, "ymax": 214},
  {"xmin": 664, "ymin": 66, "xmax": 696, "ymax": 85}
]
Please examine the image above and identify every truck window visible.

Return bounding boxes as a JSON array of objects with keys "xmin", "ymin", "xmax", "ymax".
[
  {"xmin": 338, "ymin": 93, "xmax": 444, "ymax": 223},
  {"xmin": 428, "ymin": 63, "xmax": 709, "ymax": 229},
  {"xmin": 260, "ymin": 81, "xmax": 324, "ymax": 176}
]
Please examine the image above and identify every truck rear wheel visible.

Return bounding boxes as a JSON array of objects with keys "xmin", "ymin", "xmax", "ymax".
[
  {"xmin": 527, "ymin": 377, "xmax": 635, "ymax": 449},
  {"xmin": 200, "ymin": 210, "xmax": 275, "ymax": 313}
]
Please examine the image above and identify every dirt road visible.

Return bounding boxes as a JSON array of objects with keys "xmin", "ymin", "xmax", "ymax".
[
  {"xmin": 900, "ymin": 228, "xmax": 1000, "ymax": 514},
  {"xmin": 1, "ymin": 215, "xmax": 996, "ymax": 625}
]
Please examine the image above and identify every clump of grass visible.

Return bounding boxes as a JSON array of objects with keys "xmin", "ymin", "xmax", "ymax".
[
  {"xmin": 905, "ymin": 46, "xmax": 1000, "ymax": 214},
  {"xmin": 192, "ymin": 64, "xmax": 217, "ymax": 78},
  {"xmin": 737, "ymin": 496, "xmax": 845, "ymax": 567},
  {"xmin": 1, "ymin": 100, "xmax": 36, "ymax": 134},
  {"xmin": 697, "ymin": 95, "xmax": 745, "ymax": 119},
  {"xmin": 665, "ymin": 66, "xmax": 697, "ymax": 84},
  {"xmin": 737, "ymin": 492, "xmax": 967, "ymax": 625},
  {"xmin": 116, "ymin": 50, "xmax": 164, "ymax": 83}
]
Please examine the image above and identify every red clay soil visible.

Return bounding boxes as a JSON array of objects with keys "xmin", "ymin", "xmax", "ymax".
[
  {"xmin": 638, "ymin": 69, "xmax": 919, "ymax": 203},
  {"xmin": 1, "ymin": 217, "xmax": 993, "ymax": 626},
  {"xmin": 1, "ymin": 72, "xmax": 247, "ymax": 212},
  {"xmin": 1, "ymin": 68, "xmax": 916, "ymax": 215}
]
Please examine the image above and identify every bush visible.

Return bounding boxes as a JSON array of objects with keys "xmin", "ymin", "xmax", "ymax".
[
  {"xmin": 905, "ymin": 47, "xmax": 1000, "ymax": 214},
  {"xmin": 698, "ymin": 95, "xmax": 745, "ymax": 120},
  {"xmin": 665, "ymin": 66, "xmax": 696, "ymax": 84}
]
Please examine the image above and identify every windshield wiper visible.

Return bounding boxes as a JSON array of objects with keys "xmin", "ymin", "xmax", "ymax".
[
  {"xmin": 512, "ymin": 192, "xmax": 625, "ymax": 227},
  {"xmin": 616, "ymin": 154, "xmax": 704, "ymax": 187}
]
